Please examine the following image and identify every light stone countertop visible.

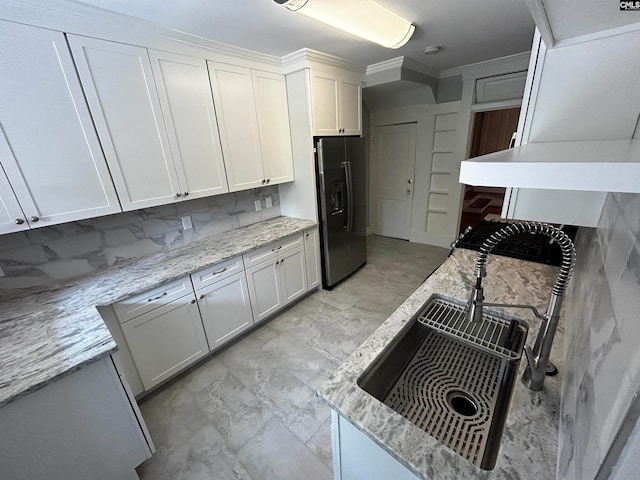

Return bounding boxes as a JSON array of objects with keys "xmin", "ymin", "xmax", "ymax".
[
  {"xmin": 318, "ymin": 247, "xmax": 563, "ymax": 480},
  {"xmin": 0, "ymin": 216, "xmax": 316, "ymax": 408}
]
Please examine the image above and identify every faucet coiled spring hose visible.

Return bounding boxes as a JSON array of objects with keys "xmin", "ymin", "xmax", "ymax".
[{"xmin": 474, "ymin": 222, "xmax": 576, "ymax": 297}]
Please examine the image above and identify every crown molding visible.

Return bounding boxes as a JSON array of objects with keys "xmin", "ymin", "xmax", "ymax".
[
  {"xmin": 366, "ymin": 56, "xmax": 439, "ymax": 78},
  {"xmin": 281, "ymin": 48, "xmax": 365, "ymax": 75},
  {"xmin": 439, "ymin": 51, "xmax": 531, "ymax": 80}
]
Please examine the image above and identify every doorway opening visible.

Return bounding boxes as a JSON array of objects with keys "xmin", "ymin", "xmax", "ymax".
[{"xmin": 459, "ymin": 107, "xmax": 520, "ymax": 234}]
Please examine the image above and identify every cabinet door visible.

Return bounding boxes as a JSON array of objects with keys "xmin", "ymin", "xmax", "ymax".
[
  {"xmin": 246, "ymin": 258, "xmax": 283, "ymax": 323},
  {"xmin": 208, "ymin": 62, "xmax": 265, "ymax": 191},
  {"xmin": 0, "ymin": 163, "xmax": 28, "ymax": 234},
  {"xmin": 304, "ymin": 229, "xmax": 321, "ymax": 290},
  {"xmin": 121, "ymin": 294, "xmax": 208, "ymax": 390},
  {"xmin": 279, "ymin": 246, "xmax": 307, "ymax": 306},
  {"xmin": 197, "ymin": 272, "xmax": 254, "ymax": 350},
  {"xmin": 310, "ymin": 70, "xmax": 340, "ymax": 136},
  {"xmin": 68, "ymin": 36, "xmax": 180, "ymax": 211},
  {"xmin": 0, "ymin": 22, "xmax": 121, "ymax": 228},
  {"xmin": 252, "ymin": 70, "xmax": 294, "ymax": 185},
  {"xmin": 149, "ymin": 50, "xmax": 229, "ymax": 199},
  {"xmin": 339, "ymin": 77, "xmax": 362, "ymax": 136}
]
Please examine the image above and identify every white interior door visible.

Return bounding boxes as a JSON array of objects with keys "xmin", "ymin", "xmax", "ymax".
[{"xmin": 375, "ymin": 123, "xmax": 417, "ymax": 240}]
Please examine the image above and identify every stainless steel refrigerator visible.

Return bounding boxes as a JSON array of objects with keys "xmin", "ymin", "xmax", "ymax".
[{"xmin": 316, "ymin": 137, "xmax": 367, "ymax": 288}]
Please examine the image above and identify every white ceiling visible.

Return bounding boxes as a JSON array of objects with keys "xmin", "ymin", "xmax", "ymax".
[
  {"xmin": 74, "ymin": 0, "xmax": 535, "ymax": 72},
  {"xmin": 543, "ymin": 0, "xmax": 640, "ymax": 41}
]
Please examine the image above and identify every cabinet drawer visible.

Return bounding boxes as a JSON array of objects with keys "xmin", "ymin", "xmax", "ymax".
[
  {"xmin": 242, "ymin": 233, "xmax": 303, "ymax": 269},
  {"xmin": 113, "ymin": 276, "xmax": 192, "ymax": 323},
  {"xmin": 191, "ymin": 256, "xmax": 243, "ymax": 291}
]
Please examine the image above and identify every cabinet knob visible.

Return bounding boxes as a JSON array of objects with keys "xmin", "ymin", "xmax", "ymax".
[
  {"xmin": 190, "ymin": 299, "xmax": 196, "ymax": 304},
  {"xmin": 183, "ymin": 192, "xmax": 189, "ymax": 197},
  {"xmin": 276, "ymin": 260, "xmax": 279, "ymax": 265},
  {"xmin": 176, "ymin": 192, "xmax": 182, "ymax": 198},
  {"xmin": 262, "ymin": 179, "xmax": 266, "ymax": 184},
  {"xmin": 199, "ymin": 294, "xmax": 205, "ymax": 300},
  {"xmin": 266, "ymin": 178, "xmax": 270, "ymax": 184},
  {"xmin": 30, "ymin": 216, "xmax": 39, "ymax": 222},
  {"xmin": 15, "ymin": 219, "xmax": 24, "ymax": 225}
]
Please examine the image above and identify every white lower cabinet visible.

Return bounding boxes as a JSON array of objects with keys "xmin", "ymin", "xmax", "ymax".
[
  {"xmin": 280, "ymin": 247, "xmax": 308, "ymax": 305},
  {"xmin": 246, "ymin": 244, "xmax": 307, "ymax": 324},
  {"xmin": 246, "ymin": 258, "xmax": 283, "ymax": 323},
  {"xmin": 196, "ymin": 272, "xmax": 254, "ymax": 350},
  {"xmin": 121, "ymin": 293, "xmax": 208, "ymax": 390},
  {"xmin": 304, "ymin": 228, "xmax": 321, "ymax": 289},
  {"xmin": 111, "ymin": 231, "xmax": 319, "ymax": 394}
]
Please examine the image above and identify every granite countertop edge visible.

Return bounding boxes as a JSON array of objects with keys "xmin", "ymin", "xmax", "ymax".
[
  {"xmin": 318, "ymin": 248, "xmax": 563, "ymax": 480},
  {"xmin": 0, "ymin": 216, "xmax": 317, "ymax": 408}
]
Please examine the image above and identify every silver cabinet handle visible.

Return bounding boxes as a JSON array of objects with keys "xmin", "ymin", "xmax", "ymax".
[
  {"xmin": 266, "ymin": 178, "xmax": 270, "ymax": 184},
  {"xmin": 262, "ymin": 179, "xmax": 266, "ymax": 184},
  {"xmin": 271, "ymin": 245, "xmax": 282, "ymax": 252},
  {"xmin": 190, "ymin": 299, "xmax": 196, "ymax": 304},
  {"xmin": 176, "ymin": 192, "xmax": 182, "ymax": 198},
  {"xmin": 211, "ymin": 267, "xmax": 228, "ymax": 276},
  {"xmin": 30, "ymin": 216, "xmax": 39, "ymax": 222},
  {"xmin": 276, "ymin": 260, "xmax": 280, "ymax": 265},
  {"xmin": 183, "ymin": 192, "xmax": 189, "ymax": 197},
  {"xmin": 15, "ymin": 219, "xmax": 24, "ymax": 225},
  {"xmin": 199, "ymin": 294, "xmax": 205, "ymax": 300},
  {"xmin": 147, "ymin": 292, "xmax": 168, "ymax": 302}
]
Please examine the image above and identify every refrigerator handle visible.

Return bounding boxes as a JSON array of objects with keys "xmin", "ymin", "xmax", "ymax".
[{"xmin": 342, "ymin": 160, "xmax": 354, "ymax": 232}]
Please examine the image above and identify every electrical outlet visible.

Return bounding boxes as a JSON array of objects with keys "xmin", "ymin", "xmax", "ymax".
[
  {"xmin": 181, "ymin": 215, "xmax": 193, "ymax": 230},
  {"xmin": 254, "ymin": 199, "xmax": 262, "ymax": 211},
  {"xmin": 265, "ymin": 196, "xmax": 273, "ymax": 209},
  {"xmin": 0, "ymin": 266, "xmax": 4, "ymax": 277}
]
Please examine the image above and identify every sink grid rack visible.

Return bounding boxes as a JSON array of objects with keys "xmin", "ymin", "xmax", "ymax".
[{"xmin": 417, "ymin": 296, "xmax": 524, "ymax": 361}]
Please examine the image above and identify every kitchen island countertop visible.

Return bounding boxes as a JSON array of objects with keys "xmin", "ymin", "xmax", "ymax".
[
  {"xmin": 318, "ymin": 247, "xmax": 562, "ymax": 480},
  {"xmin": 0, "ymin": 216, "xmax": 316, "ymax": 408}
]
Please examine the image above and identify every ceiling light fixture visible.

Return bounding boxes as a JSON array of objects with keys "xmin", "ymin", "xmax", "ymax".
[{"xmin": 275, "ymin": 0, "xmax": 415, "ymax": 49}]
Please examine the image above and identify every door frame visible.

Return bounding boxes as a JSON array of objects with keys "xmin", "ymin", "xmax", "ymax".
[{"xmin": 372, "ymin": 122, "xmax": 417, "ymax": 240}]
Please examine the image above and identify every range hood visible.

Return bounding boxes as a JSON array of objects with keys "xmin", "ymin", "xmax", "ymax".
[{"xmin": 459, "ymin": 139, "xmax": 640, "ymax": 193}]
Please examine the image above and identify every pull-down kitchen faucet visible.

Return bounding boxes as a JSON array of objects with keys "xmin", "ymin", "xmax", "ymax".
[{"xmin": 465, "ymin": 222, "xmax": 576, "ymax": 391}]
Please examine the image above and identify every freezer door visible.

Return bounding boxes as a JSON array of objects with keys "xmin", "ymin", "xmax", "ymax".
[
  {"xmin": 345, "ymin": 138, "xmax": 367, "ymax": 271},
  {"xmin": 318, "ymin": 138, "xmax": 350, "ymax": 287}
]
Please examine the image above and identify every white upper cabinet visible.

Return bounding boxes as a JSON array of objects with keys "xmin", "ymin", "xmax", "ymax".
[
  {"xmin": 339, "ymin": 76, "xmax": 363, "ymax": 135},
  {"xmin": 310, "ymin": 69, "xmax": 362, "ymax": 136},
  {"xmin": 149, "ymin": 50, "xmax": 229, "ymax": 199},
  {"xmin": 310, "ymin": 71, "xmax": 340, "ymax": 135},
  {"xmin": 0, "ymin": 164, "xmax": 28, "ymax": 235},
  {"xmin": 68, "ymin": 35, "xmax": 181, "ymax": 211},
  {"xmin": 208, "ymin": 63, "xmax": 295, "ymax": 191},
  {"xmin": 208, "ymin": 62, "xmax": 265, "ymax": 191},
  {"xmin": 0, "ymin": 22, "xmax": 121, "ymax": 231},
  {"xmin": 252, "ymin": 70, "xmax": 294, "ymax": 185}
]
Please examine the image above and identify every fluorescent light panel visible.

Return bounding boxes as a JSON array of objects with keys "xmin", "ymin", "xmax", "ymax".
[{"xmin": 279, "ymin": 0, "xmax": 415, "ymax": 49}]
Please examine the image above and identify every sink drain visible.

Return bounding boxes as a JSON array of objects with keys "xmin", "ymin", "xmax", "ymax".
[{"xmin": 447, "ymin": 391, "xmax": 478, "ymax": 417}]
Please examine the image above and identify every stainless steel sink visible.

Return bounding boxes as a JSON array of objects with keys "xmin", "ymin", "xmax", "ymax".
[{"xmin": 357, "ymin": 294, "xmax": 528, "ymax": 470}]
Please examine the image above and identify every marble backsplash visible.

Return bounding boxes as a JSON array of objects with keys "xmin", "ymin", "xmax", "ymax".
[
  {"xmin": 0, "ymin": 187, "xmax": 280, "ymax": 289},
  {"xmin": 559, "ymin": 193, "xmax": 640, "ymax": 480}
]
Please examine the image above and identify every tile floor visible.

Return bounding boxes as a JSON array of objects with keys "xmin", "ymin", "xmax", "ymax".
[{"xmin": 136, "ymin": 235, "xmax": 450, "ymax": 480}]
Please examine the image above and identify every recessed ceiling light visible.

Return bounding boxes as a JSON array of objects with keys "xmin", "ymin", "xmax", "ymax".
[
  {"xmin": 423, "ymin": 45, "xmax": 441, "ymax": 55},
  {"xmin": 275, "ymin": 0, "xmax": 416, "ymax": 49}
]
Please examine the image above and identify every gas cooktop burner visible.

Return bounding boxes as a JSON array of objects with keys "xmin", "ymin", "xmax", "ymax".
[{"xmin": 454, "ymin": 220, "xmax": 577, "ymax": 267}]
